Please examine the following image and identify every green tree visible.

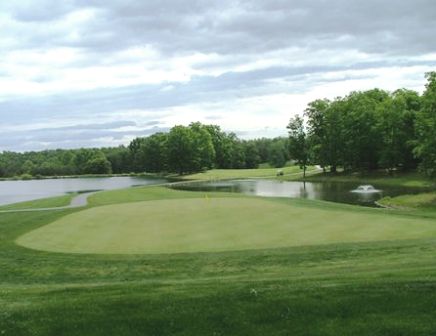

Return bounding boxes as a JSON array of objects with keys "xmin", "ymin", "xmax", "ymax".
[
  {"xmin": 287, "ymin": 115, "xmax": 309, "ymax": 178},
  {"xmin": 341, "ymin": 90, "xmax": 389, "ymax": 171},
  {"xmin": 268, "ymin": 140, "xmax": 288, "ymax": 168},
  {"xmin": 22, "ymin": 160, "xmax": 35, "ymax": 175},
  {"xmin": 140, "ymin": 133, "xmax": 168, "ymax": 173},
  {"xmin": 203, "ymin": 125, "xmax": 234, "ymax": 169},
  {"xmin": 167, "ymin": 126, "xmax": 196, "ymax": 174},
  {"xmin": 85, "ymin": 157, "xmax": 112, "ymax": 174},
  {"xmin": 190, "ymin": 122, "xmax": 215, "ymax": 170},
  {"xmin": 415, "ymin": 72, "xmax": 436, "ymax": 176},
  {"xmin": 377, "ymin": 89, "xmax": 420, "ymax": 172},
  {"xmin": 243, "ymin": 141, "xmax": 260, "ymax": 168}
]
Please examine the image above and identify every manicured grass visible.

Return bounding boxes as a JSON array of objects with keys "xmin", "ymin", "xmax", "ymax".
[
  {"xmin": 2, "ymin": 186, "xmax": 436, "ymax": 335},
  {"xmin": 0, "ymin": 193, "xmax": 76, "ymax": 210},
  {"xmin": 379, "ymin": 192, "xmax": 436, "ymax": 209},
  {"xmin": 87, "ymin": 185, "xmax": 242, "ymax": 207},
  {"xmin": 182, "ymin": 165, "xmax": 318, "ymax": 180},
  {"xmin": 17, "ymin": 196, "xmax": 436, "ymax": 254}
]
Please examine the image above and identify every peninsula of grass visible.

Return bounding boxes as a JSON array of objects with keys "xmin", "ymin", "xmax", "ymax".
[
  {"xmin": 0, "ymin": 193, "xmax": 77, "ymax": 211},
  {"xmin": 181, "ymin": 165, "xmax": 318, "ymax": 181},
  {"xmin": 2, "ymin": 185, "xmax": 436, "ymax": 335}
]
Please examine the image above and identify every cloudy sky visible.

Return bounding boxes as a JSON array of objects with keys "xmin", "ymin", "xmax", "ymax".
[{"xmin": 1, "ymin": 0, "xmax": 435, "ymax": 151}]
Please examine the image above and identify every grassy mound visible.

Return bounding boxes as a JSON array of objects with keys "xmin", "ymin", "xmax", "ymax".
[{"xmin": 17, "ymin": 196, "xmax": 436, "ymax": 254}]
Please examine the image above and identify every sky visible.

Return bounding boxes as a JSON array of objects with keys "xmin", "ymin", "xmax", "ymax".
[{"xmin": 0, "ymin": 0, "xmax": 435, "ymax": 152}]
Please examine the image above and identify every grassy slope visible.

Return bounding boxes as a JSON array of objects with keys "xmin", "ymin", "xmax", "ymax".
[
  {"xmin": 2, "ymin": 186, "xmax": 436, "ymax": 335},
  {"xmin": 181, "ymin": 165, "xmax": 317, "ymax": 180},
  {"xmin": 17, "ymin": 196, "xmax": 436, "ymax": 254},
  {"xmin": 0, "ymin": 193, "xmax": 76, "ymax": 210}
]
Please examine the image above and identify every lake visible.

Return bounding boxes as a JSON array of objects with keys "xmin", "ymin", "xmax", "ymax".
[
  {"xmin": 171, "ymin": 179, "xmax": 427, "ymax": 207},
  {"xmin": 0, "ymin": 176, "xmax": 168, "ymax": 206},
  {"xmin": 0, "ymin": 176, "xmax": 428, "ymax": 208}
]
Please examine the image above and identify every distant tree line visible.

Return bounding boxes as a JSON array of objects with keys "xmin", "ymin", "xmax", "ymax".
[
  {"xmin": 0, "ymin": 123, "xmax": 290, "ymax": 178},
  {"xmin": 128, "ymin": 122, "xmax": 290, "ymax": 174},
  {"xmin": 288, "ymin": 72, "xmax": 436, "ymax": 177}
]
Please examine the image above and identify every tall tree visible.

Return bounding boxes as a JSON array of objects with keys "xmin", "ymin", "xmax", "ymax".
[
  {"xmin": 139, "ymin": 133, "xmax": 168, "ymax": 173},
  {"xmin": 415, "ymin": 72, "xmax": 436, "ymax": 176},
  {"xmin": 268, "ymin": 140, "xmax": 288, "ymax": 168},
  {"xmin": 377, "ymin": 89, "xmax": 420, "ymax": 172},
  {"xmin": 189, "ymin": 122, "xmax": 215, "ymax": 170},
  {"xmin": 243, "ymin": 141, "xmax": 260, "ymax": 168},
  {"xmin": 287, "ymin": 115, "xmax": 309, "ymax": 178},
  {"xmin": 167, "ymin": 126, "xmax": 196, "ymax": 174}
]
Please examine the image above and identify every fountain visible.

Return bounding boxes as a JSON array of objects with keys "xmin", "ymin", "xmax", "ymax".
[{"xmin": 350, "ymin": 185, "xmax": 381, "ymax": 193}]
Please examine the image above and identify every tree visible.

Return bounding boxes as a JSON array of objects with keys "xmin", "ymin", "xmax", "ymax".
[
  {"xmin": 415, "ymin": 72, "xmax": 436, "ymax": 176},
  {"xmin": 305, "ymin": 99, "xmax": 330, "ymax": 170},
  {"xmin": 139, "ymin": 133, "xmax": 168, "ymax": 173},
  {"xmin": 243, "ymin": 141, "xmax": 260, "ymax": 168},
  {"xmin": 377, "ymin": 89, "xmax": 420, "ymax": 172},
  {"xmin": 22, "ymin": 160, "xmax": 35, "ymax": 175},
  {"xmin": 203, "ymin": 124, "xmax": 234, "ymax": 169},
  {"xmin": 85, "ymin": 157, "xmax": 112, "ymax": 174},
  {"xmin": 287, "ymin": 115, "xmax": 309, "ymax": 178},
  {"xmin": 128, "ymin": 137, "xmax": 147, "ymax": 172},
  {"xmin": 341, "ymin": 90, "xmax": 389, "ymax": 171},
  {"xmin": 167, "ymin": 125, "xmax": 196, "ymax": 174},
  {"xmin": 104, "ymin": 146, "xmax": 132, "ymax": 173},
  {"xmin": 189, "ymin": 122, "xmax": 215, "ymax": 170},
  {"xmin": 268, "ymin": 140, "xmax": 288, "ymax": 168}
]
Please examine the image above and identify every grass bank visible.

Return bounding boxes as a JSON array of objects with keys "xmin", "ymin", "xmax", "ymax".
[
  {"xmin": 379, "ymin": 192, "xmax": 436, "ymax": 209},
  {"xmin": 181, "ymin": 165, "xmax": 318, "ymax": 181},
  {"xmin": 289, "ymin": 170, "xmax": 435, "ymax": 188},
  {"xmin": 0, "ymin": 193, "xmax": 77, "ymax": 211}
]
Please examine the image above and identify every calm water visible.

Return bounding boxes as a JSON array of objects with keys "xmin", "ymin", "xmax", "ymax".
[
  {"xmin": 0, "ymin": 176, "xmax": 167, "ymax": 206},
  {"xmin": 171, "ymin": 179, "xmax": 427, "ymax": 207}
]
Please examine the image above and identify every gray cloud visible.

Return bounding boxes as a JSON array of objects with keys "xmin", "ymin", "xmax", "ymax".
[
  {"xmin": 2, "ymin": 0, "xmax": 435, "ymax": 56},
  {"xmin": 1, "ymin": 57, "xmax": 435, "ymax": 126},
  {"xmin": 0, "ymin": 123, "xmax": 169, "ymax": 151},
  {"xmin": 0, "ymin": 0, "xmax": 435, "ymax": 151}
]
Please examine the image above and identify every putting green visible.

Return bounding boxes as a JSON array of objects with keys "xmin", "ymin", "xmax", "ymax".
[{"xmin": 16, "ymin": 198, "xmax": 436, "ymax": 254}]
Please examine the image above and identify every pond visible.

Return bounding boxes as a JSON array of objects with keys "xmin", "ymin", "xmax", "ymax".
[
  {"xmin": 171, "ymin": 179, "xmax": 428, "ymax": 207},
  {"xmin": 0, "ymin": 176, "xmax": 168, "ymax": 206}
]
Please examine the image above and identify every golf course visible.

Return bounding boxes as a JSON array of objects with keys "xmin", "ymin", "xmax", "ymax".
[{"xmin": 2, "ymin": 176, "xmax": 436, "ymax": 335}]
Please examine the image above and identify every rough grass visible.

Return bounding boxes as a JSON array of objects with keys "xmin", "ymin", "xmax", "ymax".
[
  {"xmin": 0, "ymin": 193, "xmax": 76, "ymax": 210},
  {"xmin": 17, "ymin": 196, "xmax": 436, "ymax": 254},
  {"xmin": 2, "ymin": 186, "xmax": 436, "ymax": 335}
]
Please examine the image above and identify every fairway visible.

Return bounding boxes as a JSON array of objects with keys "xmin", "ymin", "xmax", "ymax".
[{"xmin": 17, "ymin": 197, "xmax": 436, "ymax": 254}]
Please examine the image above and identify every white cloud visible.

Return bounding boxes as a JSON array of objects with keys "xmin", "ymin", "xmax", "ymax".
[{"xmin": 0, "ymin": 0, "xmax": 435, "ymax": 150}]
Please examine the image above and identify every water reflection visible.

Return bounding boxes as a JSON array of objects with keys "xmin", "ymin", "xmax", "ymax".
[
  {"xmin": 0, "ymin": 176, "xmax": 167, "ymax": 206},
  {"xmin": 172, "ymin": 179, "xmax": 425, "ymax": 207}
]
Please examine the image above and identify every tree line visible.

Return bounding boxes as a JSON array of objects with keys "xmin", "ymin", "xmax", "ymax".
[
  {"xmin": 1, "ymin": 72, "xmax": 434, "ymax": 179},
  {"xmin": 288, "ymin": 72, "xmax": 436, "ymax": 177},
  {"xmin": 0, "ymin": 124, "xmax": 290, "ymax": 178}
]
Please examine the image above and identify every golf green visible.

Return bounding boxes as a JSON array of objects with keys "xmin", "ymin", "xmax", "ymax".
[{"xmin": 16, "ymin": 197, "xmax": 436, "ymax": 254}]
